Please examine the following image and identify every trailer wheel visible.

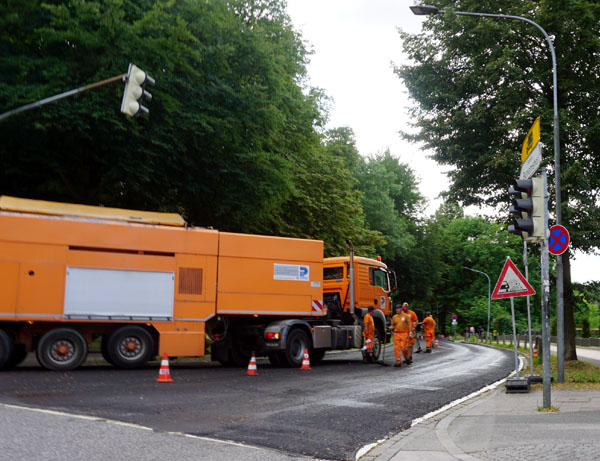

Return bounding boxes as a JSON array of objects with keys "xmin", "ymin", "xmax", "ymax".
[
  {"xmin": 36, "ymin": 328, "xmax": 88, "ymax": 371},
  {"xmin": 106, "ymin": 326, "xmax": 154, "ymax": 369},
  {"xmin": 100, "ymin": 335, "xmax": 115, "ymax": 366},
  {"xmin": 267, "ymin": 352, "xmax": 283, "ymax": 367},
  {"xmin": 309, "ymin": 349, "xmax": 326, "ymax": 364},
  {"xmin": 6, "ymin": 344, "xmax": 28, "ymax": 369},
  {"xmin": 0, "ymin": 329, "xmax": 15, "ymax": 370},
  {"xmin": 229, "ymin": 343, "xmax": 251, "ymax": 367},
  {"xmin": 282, "ymin": 329, "xmax": 310, "ymax": 368}
]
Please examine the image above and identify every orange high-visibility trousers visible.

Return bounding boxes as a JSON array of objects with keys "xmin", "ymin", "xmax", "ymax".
[
  {"xmin": 393, "ymin": 332, "xmax": 409, "ymax": 363},
  {"xmin": 364, "ymin": 333, "xmax": 374, "ymax": 353},
  {"xmin": 424, "ymin": 331, "xmax": 434, "ymax": 348}
]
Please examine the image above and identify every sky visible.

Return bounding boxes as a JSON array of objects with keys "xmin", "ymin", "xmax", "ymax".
[{"xmin": 285, "ymin": 0, "xmax": 599, "ymax": 284}]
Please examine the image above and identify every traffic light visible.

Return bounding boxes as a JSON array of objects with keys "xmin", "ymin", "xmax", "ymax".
[
  {"xmin": 121, "ymin": 63, "xmax": 155, "ymax": 117},
  {"xmin": 507, "ymin": 176, "xmax": 545, "ymax": 241}
]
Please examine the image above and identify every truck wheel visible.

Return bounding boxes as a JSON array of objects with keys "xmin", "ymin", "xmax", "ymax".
[
  {"xmin": 282, "ymin": 329, "xmax": 310, "ymax": 368},
  {"xmin": 106, "ymin": 326, "xmax": 154, "ymax": 369},
  {"xmin": 267, "ymin": 352, "xmax": 282, "ymax": 367},
  {"xmin": 229, "ymin": 343, "xmax": 251, "ymax": 367},
  {"xmin": 6, "ymin": 344, "xmax": 28, "ymax": 369},
  {"xmin": 36, "ymin": 328, "xmax": 88, "ymax": 371},
  {"xmin": 309, "ymin": 349, "xmax": 326, "ymax": 364},
  {"xmin": 0, "ymin": 329, "xmax": 15, "ymax": 369},
  {"xmin": 100, "ymin": 335, "xmax": 115, "ymax": 366},
  {"xmin": 372, "ymin": 330, "xmax": 382, "ymax": 361}
]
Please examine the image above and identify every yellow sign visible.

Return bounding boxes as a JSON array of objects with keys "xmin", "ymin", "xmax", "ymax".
[{"xmin": 521, "ymin": 117, "xmax": 540, "ymax": 163}]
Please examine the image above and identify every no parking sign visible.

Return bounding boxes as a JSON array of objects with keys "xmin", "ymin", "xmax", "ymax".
[{"xmin": 548, "ymin": 225, "xmax": 569, "ymax": 256}]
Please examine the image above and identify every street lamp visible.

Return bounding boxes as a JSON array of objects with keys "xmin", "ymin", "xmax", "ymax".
[
  {"xmin": 463, "ymin": 267, "xmax": 491, "ymax": 342},
  {"xmin": 411, "ymin": 4, "xmax": 561, "ymax": 405},
  {"xmin": 410, "ymin": 4, "xmax": 564, "ymax": 384}
]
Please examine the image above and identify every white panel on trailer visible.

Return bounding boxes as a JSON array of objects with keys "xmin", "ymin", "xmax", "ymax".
[{"xmin": 64, "ymin": 267, "xmax": 175, "ymax": 318}]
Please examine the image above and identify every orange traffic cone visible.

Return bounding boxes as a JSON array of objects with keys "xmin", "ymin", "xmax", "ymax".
[
  {"xmin": 533, "ymin": 344, "xmax": 538, "ymax": 359},
  {"xmin": 300, "ymin": 348, "xmax": 311, "ymax": 370},
  {"xmin": 155, "ymin": 353, "xmax": 174, "ymax": 383},
  {"xmin": 247, "ymin": 352, "xmax": 258, "ymax": 376},
  {"xmin": 434, "ymin": 338, "xmax": 439, "ymax": 348}
]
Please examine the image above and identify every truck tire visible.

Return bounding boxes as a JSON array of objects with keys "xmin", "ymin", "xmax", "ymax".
[
  {"xmin": 282, "ymin": 329, "xmax": 310, "ymax": 368},
  {"xmin": 100, "ymin": 335, "xmax": 115, "ymax": 365},
  {"xmin": 106, "ymin": 326, "xmax": 155, "ymax": 369},
  {"xmin": 267, "ymin": 352, "xmax": 283, "ymax": 367},
  {"xmin": 5, "ymin": 344, "xmax": 28, "ymax": 369},
  {"xmin": 0, "ymin": 329, "xmax": 15, "ymax": 370},
  {"xmin": 372, "ymin": 330, "xmax": 382, "ymax": 361},
  {"xmin": 229, "ymin": 343, "xmax": 251, "ymax": 367},
  {"xmin": 36, "ymin": 328, "xmax": 88, "ymax": 371},
  {"xmin": 309, "ymin": 349, "xmax": 326, "ymax": 364}
]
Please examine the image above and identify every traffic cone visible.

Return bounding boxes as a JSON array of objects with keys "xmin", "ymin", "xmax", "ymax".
[
  {"xmin": 434, "ymin": 338, "xmax": 439, "ymax": 348},
  {"xmin": 247, "ymin": 352, "xmax": 258, "ymax": 376},
  {"xmin": 300, "ymin": 348, "xmax": 311, "ymax": 370},
  {"xmin": 155, "ymin": 353, "xmax": 174, "ymax": 383},
  {"xmin": 533, "ymin": 344, "xmax": 538, "ymax": 359}
]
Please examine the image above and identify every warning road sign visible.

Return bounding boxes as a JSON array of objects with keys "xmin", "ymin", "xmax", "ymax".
[{"xmin": 491, "ymin": 257, "xmax": 536, "ymax": 300}]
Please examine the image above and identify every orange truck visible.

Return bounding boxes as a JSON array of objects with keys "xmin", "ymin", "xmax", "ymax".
[{"xmin": 0, "ymin": 196, "xmax": 396, "ymax": 370}]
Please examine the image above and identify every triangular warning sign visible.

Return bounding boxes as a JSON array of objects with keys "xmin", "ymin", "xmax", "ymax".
[{"xmin": 491, "ymin": 257, "xmax": 536, "ymax": 300}]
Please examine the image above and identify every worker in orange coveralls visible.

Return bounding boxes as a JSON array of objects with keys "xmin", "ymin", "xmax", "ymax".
[
  {"xmin": 362, "ymin": 306, "xmax": 376, "ymax": 362},
  {"xmin": 404, "ymin": 303, "xmax": 419, "ymax": 365},
  {"xmin": 419, "ymin": 311, "xmax": 437, "ymax": 353},
  {"xmin": 390, "ymin": 304, "xmax": 412, "ymax": 367}
]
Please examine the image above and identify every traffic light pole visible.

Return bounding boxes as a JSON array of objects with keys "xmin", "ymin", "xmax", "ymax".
[
  {"xmin": 541, "ymin": 168, "xmax": 552, "ymax": 408},
  {"xmin": 523, "ymin": 241, "xmax": 534, "ymax": 376},
  {"xmin": 0, "ymin": 73, "xmax": 126, "ymax": 122}
]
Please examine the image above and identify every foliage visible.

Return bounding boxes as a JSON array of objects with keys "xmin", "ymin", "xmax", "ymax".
[
  {"xmin": 396, "ymin": 0, "xmax": 600, "ymax": 357},
  {"xmin": 581, "ymin": 316, "xmax": 591, "ymax": 338},
  {"xmin": 574, "ymin": 282, "xmax": 600, "ymax": 335},
  {"xmin": 0, "ymin": 0, "xmax": 342, "ymax": 241}
]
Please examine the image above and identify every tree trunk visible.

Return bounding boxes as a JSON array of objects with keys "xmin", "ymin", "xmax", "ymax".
[{"xmin": 563, "ymin": 250, "xmax": 578, "ymax": 361}]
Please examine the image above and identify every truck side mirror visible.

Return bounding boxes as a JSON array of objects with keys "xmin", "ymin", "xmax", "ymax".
[{"xmin": 389, "ymin": 270, "xmax": 397, "ymax": 292}]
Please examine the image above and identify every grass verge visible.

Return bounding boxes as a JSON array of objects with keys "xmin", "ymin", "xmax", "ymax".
[{"xmin": 471, "ymin": 340, "xmax": 600, "ymax": 388}]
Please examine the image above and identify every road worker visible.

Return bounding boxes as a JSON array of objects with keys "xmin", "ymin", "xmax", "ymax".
[
  {"xmin": 419, "ymin": 311, "xmax": 436, "ymax": 353},
  {"xmin": 362, "ymin": 306, "xmax": 376, "ymax": 363},
  {"xmin": 390, "ymin": 304, "xmax": 411, "ymax": 367},
  {"xmin": 404, "ymin": 303, "xmax": 419, "ymax": 364}
]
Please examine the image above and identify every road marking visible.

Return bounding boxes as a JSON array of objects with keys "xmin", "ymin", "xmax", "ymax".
[{"xmin": 0, "ymin": 402, "xmax": 262, "ymax": 450}]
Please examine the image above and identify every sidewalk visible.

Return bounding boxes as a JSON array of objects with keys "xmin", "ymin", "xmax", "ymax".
[{"xmin": 359, "ymin": 348, "xmax": 600, "ymax": 461}]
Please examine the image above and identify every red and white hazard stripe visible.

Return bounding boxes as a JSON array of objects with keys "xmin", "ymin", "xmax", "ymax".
[{"xmin": 312, "ymin": 300, "xmax": 323, "ymax": 312}]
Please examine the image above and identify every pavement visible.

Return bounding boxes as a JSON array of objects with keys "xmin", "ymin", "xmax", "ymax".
[{"xmin": 359, "ymin": 345, "xmax": 600, "ymax": 461}]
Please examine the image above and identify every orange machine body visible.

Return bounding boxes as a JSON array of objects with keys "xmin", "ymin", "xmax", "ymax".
[{"xmin": 0, "ymin": 197, "xmax": 323, "ymax": 360}]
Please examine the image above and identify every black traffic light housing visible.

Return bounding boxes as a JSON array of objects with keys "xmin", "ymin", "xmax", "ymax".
[
  {"xmin": 508, "ymin": 176, "xmax": 545, "ymax": 241},
  {"xmin": 121, "ymin": 63, "xmax": 155, "ymax": 117}
]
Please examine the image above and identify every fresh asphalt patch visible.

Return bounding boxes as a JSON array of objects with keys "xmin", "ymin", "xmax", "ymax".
[{"xmin": 0, "ymin": 341, "xmax": 514, "ymax": 460}]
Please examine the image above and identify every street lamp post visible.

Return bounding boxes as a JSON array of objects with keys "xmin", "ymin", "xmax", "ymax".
[
  {"xmin": 411, "ymin": 4, "xmax": 558, "ymax": 405},
  {"xmin": 463, "ymin": 267, "xmax": 491, "ymax": 342}
]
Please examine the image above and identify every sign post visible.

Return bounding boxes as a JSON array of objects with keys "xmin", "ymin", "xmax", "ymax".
[
  {"xmin": 522, "ymin": 241, "xmax": 540, "ymax": 382},
  {"xmin": 492, "ymin": 257, "xmax": 536, "ymax": 393}
]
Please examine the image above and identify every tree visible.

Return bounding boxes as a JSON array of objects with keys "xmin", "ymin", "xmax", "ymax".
[
  {"xmin": 0, "ymin": 0, "xmax": 348, "ymax": 242},
  {"xmin": 418, "ymin": 204, "xmax": 539, "ymax": 335},
  {"xmin": 396, "ymin": 0, "xmax": 600, "ymax": 359}
]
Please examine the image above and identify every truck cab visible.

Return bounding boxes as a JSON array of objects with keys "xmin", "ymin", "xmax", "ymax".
[{"xmin": 322, "ymin": 256, "xmax": 396, "ymax": 345}]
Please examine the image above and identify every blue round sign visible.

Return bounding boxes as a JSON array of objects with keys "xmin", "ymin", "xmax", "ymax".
[{"xmin": 548, "ymin": 225, "xmax": 569, "ymax": 255}]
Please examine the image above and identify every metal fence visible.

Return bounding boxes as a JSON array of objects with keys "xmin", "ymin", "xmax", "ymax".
[{"xmin": 496, "ymin": 334, "xmax": 600, "ymax": 348}]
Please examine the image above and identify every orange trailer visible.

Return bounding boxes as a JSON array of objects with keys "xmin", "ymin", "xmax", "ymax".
[{"xmin": 0, "ymin": 196, "xmax": 395, "ymax": 370}]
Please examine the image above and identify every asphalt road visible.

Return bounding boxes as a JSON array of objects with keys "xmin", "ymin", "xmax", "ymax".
[{"xmin": 0, "ymin": 340, "xmax": 514, "ymax": 460}]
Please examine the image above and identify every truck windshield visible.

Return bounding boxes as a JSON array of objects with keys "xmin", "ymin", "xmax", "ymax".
[{"xmin": 324, "ymin": 266, "xmax": 344, "ymax": 280}]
